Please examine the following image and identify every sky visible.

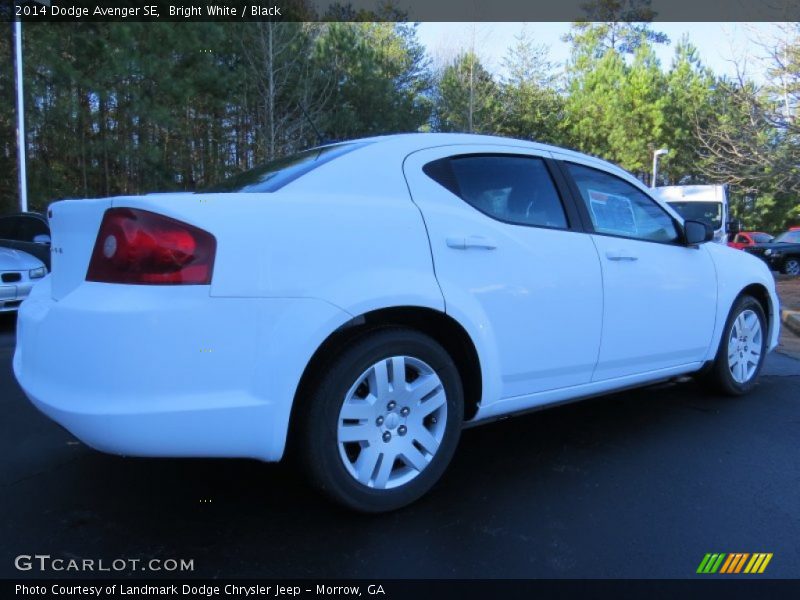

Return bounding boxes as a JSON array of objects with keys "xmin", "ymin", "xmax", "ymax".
[{"xmin": 416, "ymin": 22, "xmax": 786, "ymax": 84}]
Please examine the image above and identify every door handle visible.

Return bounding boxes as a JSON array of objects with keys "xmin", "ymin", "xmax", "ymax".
[
  {"xmin": 605, "ymin": 249, "xmax": 638, "ymax": 261},
  {"xmin": 447, "ymin": 235, "xmax": 497, "ymax": 250}
]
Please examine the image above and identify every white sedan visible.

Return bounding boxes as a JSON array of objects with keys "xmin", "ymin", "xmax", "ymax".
[
  {"xmin": 14, "ymin": 134, "xmax": 779, "ymax": 512},
  {"xmin": 0, "ymin": 247, "xmax": 46, "ymax": 312}
]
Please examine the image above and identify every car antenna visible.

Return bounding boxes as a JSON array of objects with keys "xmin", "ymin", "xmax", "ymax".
[{"xmin": 299, "ymin": 103, "xmax": 325, "ymax": 146}]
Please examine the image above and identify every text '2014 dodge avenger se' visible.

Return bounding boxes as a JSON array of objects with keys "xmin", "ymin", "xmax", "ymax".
[{"xmin": 14, "ymin": 134, "xmax": 780, "ymax": 512}]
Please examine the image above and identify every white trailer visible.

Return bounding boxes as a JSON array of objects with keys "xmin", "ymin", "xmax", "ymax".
[{"xmin": 653, "ymin": 185, "xmax": 729, "ymax": 244}]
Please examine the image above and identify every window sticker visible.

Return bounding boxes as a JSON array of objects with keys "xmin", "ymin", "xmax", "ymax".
[{"xmin": 587, "ymin": 188, "xmax": 637, "ymax": 235}]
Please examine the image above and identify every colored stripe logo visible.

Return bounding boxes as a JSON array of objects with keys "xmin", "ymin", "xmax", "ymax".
[{"xmin": 697, "ymin": 553, "xmax": 772, "ymax": 574}]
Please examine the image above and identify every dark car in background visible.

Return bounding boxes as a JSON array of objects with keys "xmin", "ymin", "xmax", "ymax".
[
  {"xmin": 744, "ymin": 229, "xmax": 800, "ymax": 275},
  {"xmin": 0, "ymin": 212, "xmax": 51, "ymax": 270}
]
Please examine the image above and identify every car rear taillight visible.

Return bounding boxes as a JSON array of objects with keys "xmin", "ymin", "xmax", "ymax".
[{"xmin": 86, "ymin": 208, "xmax": 216, "ymax": 285}]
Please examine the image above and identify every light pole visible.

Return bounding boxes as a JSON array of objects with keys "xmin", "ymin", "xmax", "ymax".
[
  {"xmin": 14, "ymin": 19, "xmax": 28, "ymax": 213},
  {"xmin": 651, "ymin": 148, "xmax": 669, "ymax": 188}
]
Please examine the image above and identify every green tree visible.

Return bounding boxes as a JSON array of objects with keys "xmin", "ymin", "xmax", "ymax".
[
  {"xmin": 313, "ymin": 22, "xmax": 432, "ymax": 140},
  {"xmin": 659, "ymin": 38, "xmax": 716, "ymax": 185},
  {"xmin": 433, "ymin": 51, "xmax": 499, "ymax": 133},
  {"xmin": 613, "ymin": 43, "xmax": 667, "ymax": 174},
  {"xmin": 563, "ymin": 0, "xmax": 669, "ymax": 58},
  {"xmin": 694, "ymin": 24, "xmax": 800, "ymax": 230},
  {"xmin": 17, "ymin": 22, "xmax": 252, "ymax": 206},
  {"xmin": 697, "ymin": 78, "xmax": 799, "ymax": 230},
  {"xmin": 765, "ymin": 23, "xmax": 800, "ymax": 128},
  {"xmin": 3, "ymin": 19, "xmax": 438, "ymax": 211},
  {"xmin": 241, "ymin": 22, "xmax": 329, "ymax": 160},
  {"xmin": 563, "ymin": 42, "xmax": 669, "ymax": 176},
  {"xmin": 497, "ymin": 28, "xmax": 564, "ymax": 144},
  {"xmin": 562, "ymin": 4, "xmax": 672, "ymax": 178}
]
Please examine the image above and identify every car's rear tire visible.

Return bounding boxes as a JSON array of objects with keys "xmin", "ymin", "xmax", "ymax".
[
  {"xmin": 297, "ymin": 328, "xmax": 463, "ymax": 512},
  {"xmin": 782, "ymin": 258, "xmax": 800, "ymax": 276},
  {"xmin": 704, "ymin": 295, "xmax": 767, "ymax": 396}
]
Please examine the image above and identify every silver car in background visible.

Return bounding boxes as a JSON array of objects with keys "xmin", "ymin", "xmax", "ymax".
[{"xmin": 0, "ymin": 247, "xmax": 46, "ymax": 312}]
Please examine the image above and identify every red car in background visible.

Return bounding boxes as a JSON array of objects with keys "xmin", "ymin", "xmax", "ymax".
[{"xmin": 728, "ymin": 231, "xmax": 774, "ymax": 250}]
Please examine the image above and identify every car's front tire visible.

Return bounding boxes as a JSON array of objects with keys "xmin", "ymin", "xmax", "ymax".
[
  {"xmin": 704, "ymin": 294, "xmax": 767, "ymax": 396},
  {"xmin": 297, "ymin": 328, "xmax": 463, "ymax": 512}
]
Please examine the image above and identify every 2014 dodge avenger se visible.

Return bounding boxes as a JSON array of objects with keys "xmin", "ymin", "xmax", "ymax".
[{"xmin": 14, "ymin": 134, "xmax": 780, "ymax": 512}]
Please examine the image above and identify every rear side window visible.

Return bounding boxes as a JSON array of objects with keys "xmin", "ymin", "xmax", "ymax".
[
  {"xmin": 423, "ymin": 155, "xmax": 568, "ymax": 229},
  {"xmin": 200, "ymin": 142, "xmax": 369, "ymax": 193}
]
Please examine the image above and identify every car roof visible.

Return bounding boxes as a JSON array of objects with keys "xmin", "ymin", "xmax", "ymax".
[
  {"xmin": 353, "ymin": 132, "xmax": 614, "ymax": 166},
  {"xmin": 275, "ymin": 132, "xmax": 684, "ymax": 221},
  {"xmin": 329, "ymin": 132, "xmax": 643, "ymax": 183},
  {"xmin": 318, "ymin": 133, "xmax": 639, "ymax": 186}
]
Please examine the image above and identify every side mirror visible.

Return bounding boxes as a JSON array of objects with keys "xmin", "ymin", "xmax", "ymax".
[
  {"xmin": 33, "ymin": 234, "xmax": 51, "ymax": 245},
  {"xmin": 684, "ymin": 220, "xmax": 714, "ymax": 245},
  {"xmin": 727, "ymin": 219, "xmax": 742, "ymax": 235}
]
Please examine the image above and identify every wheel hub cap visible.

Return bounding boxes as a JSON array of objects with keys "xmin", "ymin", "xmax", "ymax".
[
  {"xmin": 727, "ymin": 309, "xmax": 763, "ymax": 384},
  {"xmin": 384, "ymin": 412, "xmax": 400, "ymax": 430},
  {"xmin": 336, "ymin": 355, "xmax": 448, "ymax": 490}
]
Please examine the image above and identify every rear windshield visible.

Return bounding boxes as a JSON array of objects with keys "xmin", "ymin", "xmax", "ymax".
[{"xmin": 199, "ymin": 142, "xmax": 368, "ymax": 193}]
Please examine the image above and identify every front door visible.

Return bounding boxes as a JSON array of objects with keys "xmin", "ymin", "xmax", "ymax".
[{"xmin": 558, "ymin": 158, "xmax": 717, "ymax": 381}]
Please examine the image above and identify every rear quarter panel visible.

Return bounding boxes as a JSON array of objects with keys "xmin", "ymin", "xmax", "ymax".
[{"xmin": 114, "ymin": 192, "xmax": 444, "ymax": 315}]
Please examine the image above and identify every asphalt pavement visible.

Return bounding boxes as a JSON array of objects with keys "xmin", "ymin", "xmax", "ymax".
[{"xmin": 1, "ymin": 311, "xmax": 799, "ymax": 579}]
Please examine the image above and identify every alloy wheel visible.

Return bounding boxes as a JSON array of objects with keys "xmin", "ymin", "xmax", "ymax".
[
  {"xmin": 727, "ymin": 309, "xmax": 763, "ymax": 384},
  {"xmin": 337, "ymin": 355, "xmax": 447, "ymax": 490}
]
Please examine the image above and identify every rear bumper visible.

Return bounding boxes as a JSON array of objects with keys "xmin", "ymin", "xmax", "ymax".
[{"xmin": 13, "ymin": 276, "xmax": 350, "ymax": 461}]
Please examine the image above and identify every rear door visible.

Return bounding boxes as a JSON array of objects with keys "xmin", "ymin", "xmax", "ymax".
[
  {"xmin": 403, "ymin": 145, "xmax": 603, "ymax": 401},
  {"xmin": 557, "ymin": 157, "xmax": 717, "ymax": 381}
]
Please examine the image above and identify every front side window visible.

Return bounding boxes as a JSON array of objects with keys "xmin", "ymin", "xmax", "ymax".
[
  {"xmin": 424, "ymin": 155, "xmax": 568, "ymax": 229},
  {"xmin": 752, "ymin": 233, "xmax": 773, "ymax": 244},
  {"xmin": 565, "ymin": 163, "xmax": 680, "ymax": 243}
]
